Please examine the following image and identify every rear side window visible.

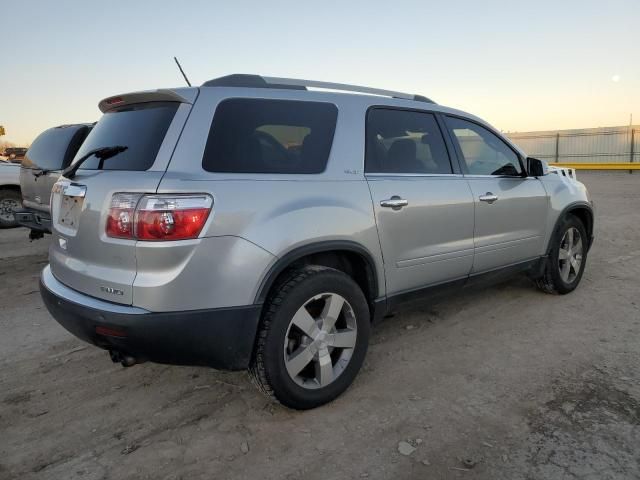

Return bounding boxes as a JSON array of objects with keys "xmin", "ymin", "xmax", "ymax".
[
  {"xmin": 365, "ymin": 108, "xmax": 452, "ymax": 174},
  {"xmin": 72, "ymin": 102, "xmax": 178, "ymax": 171},
  {"xmin": 24, "ymin": 125, "xmax": 91, "ymax": 170},
  {"xmin": 202, "ymin": 99, "xmax": 338, "ymax": 174}
]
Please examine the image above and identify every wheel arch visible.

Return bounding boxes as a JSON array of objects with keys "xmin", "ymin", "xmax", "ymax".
[
  {"xmin": 254, "ymin": 241, "xmax": 382, "ymax": 317},
  {"xmin": 0, "ymin": 184, "xmax": 21, "ymax": 193},
  {"xmin": 548, "ymin": 201, "xmax": 594, "ymax": 254}
]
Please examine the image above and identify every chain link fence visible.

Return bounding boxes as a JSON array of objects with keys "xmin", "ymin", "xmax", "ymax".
[{"xmin": 506, "ymin": 125, "xmax": 638, "ymax": 169}]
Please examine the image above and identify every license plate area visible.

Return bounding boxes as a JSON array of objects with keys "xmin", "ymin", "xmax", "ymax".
[
  {"xmin": 56, "ymin": 184, "xmax": 86, "ymax": 234},
  {"xmin": 59, "ymin": 195, "xmax": 84, "ymax": 229}
]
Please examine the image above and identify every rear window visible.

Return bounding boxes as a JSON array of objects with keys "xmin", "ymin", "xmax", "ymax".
[
  {"xmin": 24, "ymin": 125, "xmax": 91, "ymax": 170},
  {"xmin": 202, "ymin": 99, "xmax": 338, "ymax": 174},
  {"xmin": 72, "ymin": 102, "xmax": 178, "ymax": 171}
]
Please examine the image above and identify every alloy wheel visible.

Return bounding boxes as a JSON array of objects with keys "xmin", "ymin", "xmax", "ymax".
[
  {"xmin": 558, "ymin": 226, "xmax": 583, "ymax": 283},
  {"xmin": 283, "ymin": 293, "xmax": 357, "ymax": 389}
]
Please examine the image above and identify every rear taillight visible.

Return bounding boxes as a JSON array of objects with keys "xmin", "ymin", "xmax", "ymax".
[
  {"xmin": 106, "ymin": 193, "xmax": 140, "ymax": 239},
  {"xmin": 106, "ymin": 193, "xmax": 212, "ymax": 241},
  {"xmin": 135, "ymin": 195, "xmax": 212, "ymax": 240}
]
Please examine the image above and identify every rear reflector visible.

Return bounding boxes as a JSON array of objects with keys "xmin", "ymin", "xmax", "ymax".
[
  {"xmin": 106, "ymin": 193, "xmax": 213, "ymax": 241},
  {"xmin": 96, "ymin": 325, "xmax": 127, "ymax": 338}
]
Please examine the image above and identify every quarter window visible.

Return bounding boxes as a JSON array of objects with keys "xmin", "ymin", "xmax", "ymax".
[
  {"xmin": 446, "ymin": 117, "xmax": 522, "ymax": 176},
  {"xmin": 202, "ymin": 99, "xmax": 337, "ymax": 174},
  {"xmin": 365, "ymin": 109, "xmax": 453, "ymax": 174}
]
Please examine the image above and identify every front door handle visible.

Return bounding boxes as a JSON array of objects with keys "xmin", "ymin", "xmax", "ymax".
[
  {"xmin": 479, "ymin": 192, "xmax": 498, "ymax": 204},
  {"xmin": 380, "ymin": 196, "xmax": 409, "ymax": 210}
]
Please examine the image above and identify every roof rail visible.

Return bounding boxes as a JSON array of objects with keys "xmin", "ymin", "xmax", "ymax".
[{"xmin": 201, "ymin": 74, "xmax": 435, "ymax": 104}]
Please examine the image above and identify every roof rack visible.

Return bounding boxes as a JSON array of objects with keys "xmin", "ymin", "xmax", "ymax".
[{"xmin": 201, "ymin": 74, "xmax": 435, "ymax": 104}]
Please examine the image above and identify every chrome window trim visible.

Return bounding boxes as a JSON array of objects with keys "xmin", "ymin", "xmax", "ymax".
[
  {"xmin": 463, "ymin": 174, "xmax": 535, "ymax": 179},
  {"xmin": 365, "ymin": 173, "xmax": 537, "ymax": 179},
  {"xmin": 365, "ymin": 172, "xmax": 464, "ymax": 178}
]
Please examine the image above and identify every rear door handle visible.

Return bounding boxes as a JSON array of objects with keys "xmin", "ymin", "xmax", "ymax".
[
  {"xmin": 380, "ymin": 196, "xmax": 408, "ymax": 210},
  {"xmin": 479, "ymin": 192, "xmax": 498, "ymax": 204}
]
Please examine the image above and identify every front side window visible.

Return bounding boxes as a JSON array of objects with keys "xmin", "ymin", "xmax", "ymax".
[
  {"xmin": 446, "ymin": 117, "xmax": 522, "ymax": 176},
  {"xmin": 202, "ymin": 99, "xmax": 338, "ymax": 174},
  {"xmin": 366, "ymin": 109, "xmax": 452, "ymax": 174}
]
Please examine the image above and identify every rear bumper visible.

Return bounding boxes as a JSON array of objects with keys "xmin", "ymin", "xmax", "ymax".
[
  {"xmin": 15, "ymin": 208, "xmax": 51, "ymax": 233},
  {"xmin": 40, "ymin": 266, "xmax": 262, "ymax": 370}
]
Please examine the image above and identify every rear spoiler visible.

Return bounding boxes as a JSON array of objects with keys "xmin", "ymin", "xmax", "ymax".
[{"xmin": 98, "ymin": 88, "xmax": 198, "ymax": 113}]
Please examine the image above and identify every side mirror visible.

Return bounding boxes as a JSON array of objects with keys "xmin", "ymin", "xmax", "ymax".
[{"xmin": 527, "ymin": 157, "xmax": 548, "ymax": 177}]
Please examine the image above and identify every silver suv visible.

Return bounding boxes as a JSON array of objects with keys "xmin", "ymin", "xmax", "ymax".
[{"xmin": 40, "ymin": 74, "xmax": 594, "ymax": 409}]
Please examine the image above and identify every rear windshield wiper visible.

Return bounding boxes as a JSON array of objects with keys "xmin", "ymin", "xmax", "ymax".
[{"xmin": 62, "ymin": 145, "xmax": 128, "ymax": 179}]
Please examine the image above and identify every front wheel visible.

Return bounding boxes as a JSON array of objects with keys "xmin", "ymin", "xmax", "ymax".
[
  {"xmin": 250, "ymin": 265, "xmax": 370, "ymax": 409},
  {"xmin": 536, "ymin": 215, "xmax": 588, "ymax": 294}
]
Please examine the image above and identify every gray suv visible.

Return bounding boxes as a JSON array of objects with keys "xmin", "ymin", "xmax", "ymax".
[
  {"xmin": 17, "ymin": 123, "xmax": 92, "ymax": 237},
  {"xmin": 40, "ymin": 74, "xmax": 594, "ymax": 409}
]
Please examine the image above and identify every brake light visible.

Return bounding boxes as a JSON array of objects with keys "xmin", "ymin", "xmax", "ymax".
[
  {"xmin": 105, "ymin": 96, "xmax": 124, "ymax": 106},
  {"xmin": 106, "ymin": 193, "xmax": 212, "ymax": 241},
  {"xmin": 136, "ymin": 195, "xmax": 212, "ymax": 240},
  {"xmin": 106, "ymin": 193, "xmax": 140, "ymax": 239}
]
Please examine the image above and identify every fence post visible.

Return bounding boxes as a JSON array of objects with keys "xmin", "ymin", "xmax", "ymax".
[
  {"xmin": 631, "ymin": 129, "xmax": 635, "ymax": 174},
  {"xmin": 555, "ymin": 133, "xmax": 560, "ymax": 164}
]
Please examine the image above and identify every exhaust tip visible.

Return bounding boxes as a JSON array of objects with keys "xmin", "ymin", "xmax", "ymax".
[
  {"xmin": 120, "ymin": 355, "xmax": 137, "ymax": 367},
  {"xmin": 109, "ymin": 350, "xmax": 137, "ymax": 367}
]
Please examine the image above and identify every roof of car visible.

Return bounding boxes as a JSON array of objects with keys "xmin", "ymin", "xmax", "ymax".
[
  {"xmin": 197, "ymin": 74, "xmax": 494, "ymax": 132},
  {"xmin": 201, "ymin": 74, "xmax": 436, "ymax": 104},
  {"xmin": 97, "ymin": 76, "xmax": 525, "ymax": 157}
]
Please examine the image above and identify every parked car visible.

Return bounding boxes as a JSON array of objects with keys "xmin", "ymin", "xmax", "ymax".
[
  {"xmin": 0, "ymin": 160, "xmax": 21, "ymax": 228},
  {"xmin": 16, "ymin": 124, "xmax": 92, "ymax": 238},
  {"xmin": 39, "ymin": 74, "xmax": 594, "ymax": 409},
  {"xmin": 4, "ymin": 147, "xmax": 28, "ymax": 163}
]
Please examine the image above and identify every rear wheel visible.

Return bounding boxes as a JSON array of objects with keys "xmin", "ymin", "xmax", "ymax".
[
  {"xmin": 250, "ymin": 265, "xmax": 370, "ymax": 409},
  {"xmin": 536, "ymin": 215, "xmax": 588, "ymax": 294},
  {"xmin": 0, "ymin": 189, "xmax": 21, "ymax": 228}
]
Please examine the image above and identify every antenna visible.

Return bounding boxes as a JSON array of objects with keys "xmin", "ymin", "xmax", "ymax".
[{"xmin": 173, "ymin": 57, "xmax": 192, "ymax": 87}]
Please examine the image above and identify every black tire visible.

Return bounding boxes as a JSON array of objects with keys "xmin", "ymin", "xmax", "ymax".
[
  {"xmin": 0, "ymin": 189, "xmax": 21, "ymax": 228},
  {"xmin": 250, "ymin": 265, "xmax": 370, "ymax": 410},
  {"xmin": 536, "ymin": 214, "xmax": 588, "ymax": 294}
]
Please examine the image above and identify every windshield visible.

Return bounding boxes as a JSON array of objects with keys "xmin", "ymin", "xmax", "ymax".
[{"xmin": 71, "ymin": 102, "xmax": 178, "ymax": 171}]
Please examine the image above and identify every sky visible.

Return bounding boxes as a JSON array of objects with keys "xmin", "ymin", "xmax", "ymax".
[{"xmin": 1, "ymin": 0, "xmax": 639, "ymax": 145}]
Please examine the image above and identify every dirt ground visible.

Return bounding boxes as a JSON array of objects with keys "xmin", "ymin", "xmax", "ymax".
[{"xmin": 1, "ymin": 172, "xmax": 639, "ymax": 480}]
